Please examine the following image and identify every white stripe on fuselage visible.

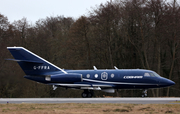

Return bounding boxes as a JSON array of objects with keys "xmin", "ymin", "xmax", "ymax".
[{"xmin": 83, "ymin": 78, "xmax": 156, "ymax": 85}]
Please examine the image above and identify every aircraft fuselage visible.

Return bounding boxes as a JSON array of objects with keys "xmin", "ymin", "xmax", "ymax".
[{"xmin": 24, "ymin": 69, "xmax": 174, "ymax": 90}]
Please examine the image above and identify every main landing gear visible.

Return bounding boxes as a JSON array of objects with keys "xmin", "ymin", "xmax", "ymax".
[
  {"xmin": 81, "ymin": 90, "xmax": 94, "ymax": 98},
  {"xmin": 142, "ymin": 89, "xmax": 147, "ymax": 97}
]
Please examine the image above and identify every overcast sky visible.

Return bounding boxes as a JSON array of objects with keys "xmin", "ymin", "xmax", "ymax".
[{"xmin": 0, "ymin": 0, "xmax": 109, "ymax": 23}]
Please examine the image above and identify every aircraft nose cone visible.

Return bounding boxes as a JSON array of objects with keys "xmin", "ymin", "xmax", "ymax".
[
  {"xmin": 160, "ymin": 78, "xmax": 175, "ymax": 87},
  {"xmin": 168, "ymin": 80, "xmax": 175, "ymax": 86}
]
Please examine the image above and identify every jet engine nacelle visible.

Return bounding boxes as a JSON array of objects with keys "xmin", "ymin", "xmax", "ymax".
[{"xmin": 48, "ymin": 73, "xmax": 82, "ymax": 83}]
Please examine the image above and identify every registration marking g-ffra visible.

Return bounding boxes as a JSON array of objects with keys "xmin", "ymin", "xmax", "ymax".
[{"xmin": 33, "ymin": 66, "xmax": 50, "ymax": 70}]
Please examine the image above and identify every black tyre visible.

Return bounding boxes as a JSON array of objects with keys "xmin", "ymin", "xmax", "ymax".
[
  {"xmin": 88, "ymin": 92, "xmax": 92, "ymax": 98},
  {"xmin": 82, "ymin": 92, "xmax": 88, "ymax": 98}
]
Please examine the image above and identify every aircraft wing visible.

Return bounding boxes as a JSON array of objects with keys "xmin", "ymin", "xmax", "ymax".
[{"xmin": 49, "ymin": 83, "xmax": 114, "ymax": 91}]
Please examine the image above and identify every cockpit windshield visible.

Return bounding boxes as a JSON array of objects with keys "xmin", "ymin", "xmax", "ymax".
[
  {"xmin": 152, "ymin": 72, "xmax": 161, "ymax": 77},
  {"xmin": 144, "ymin": 72, "xmax": 161, "ymax": 77},
  {"xmin": 149, "ymin": 72, "xmax": 155, "ymax": 76}
]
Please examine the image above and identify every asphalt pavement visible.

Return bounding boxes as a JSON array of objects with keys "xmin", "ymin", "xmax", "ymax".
[{"xmin": 0, "ymin": 98, "xmax": 180, "ymax": 104}]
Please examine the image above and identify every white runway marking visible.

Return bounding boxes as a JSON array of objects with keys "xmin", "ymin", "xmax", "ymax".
[{"xmin": 0, "ymin": 98, "xmax": 180, "ymax": 104}]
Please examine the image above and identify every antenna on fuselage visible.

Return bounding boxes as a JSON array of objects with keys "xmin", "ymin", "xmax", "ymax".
[
  {"xmin": 114, "ymin": 66, "xmax": 118, "ymax": 70},
  {"xmin": 93, "ymin": 66, "xmax": 97, "ymax": 70}
]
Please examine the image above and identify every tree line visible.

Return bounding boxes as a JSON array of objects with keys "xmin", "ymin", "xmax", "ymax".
[{"xmin": 0, "ymin": 0, "xmax": 180, "ymax": 98}]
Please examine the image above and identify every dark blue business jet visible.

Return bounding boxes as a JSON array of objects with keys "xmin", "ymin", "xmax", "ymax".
[{"xmin": 7, "ymin": 47, "xmax": 175, "ymax": 97}]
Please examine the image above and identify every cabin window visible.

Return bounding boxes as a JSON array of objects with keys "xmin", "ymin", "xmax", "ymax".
[
  {"xmin": 111, "ymin": 74, "xmax": 114, "ymax": 78},
  {"xmin": 86, "ymin": 74, "xmax": 90, "ymax": 78},
  {"xmin": 94, "ymin": 74, "xmax": 98, "ymax": 78}
]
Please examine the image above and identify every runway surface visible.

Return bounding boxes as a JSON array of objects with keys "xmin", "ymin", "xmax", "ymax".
[{"xmin": 1, "ymin": 98, "xmax": 180, "ymax": 104}]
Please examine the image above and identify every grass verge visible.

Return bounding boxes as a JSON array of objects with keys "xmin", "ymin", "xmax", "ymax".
[{"xmin": 0, "ymin": 103, "xmax": 180, "ymax": 114}]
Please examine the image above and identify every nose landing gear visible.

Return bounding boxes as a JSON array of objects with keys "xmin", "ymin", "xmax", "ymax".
[{"xmin": 142, "ymin": 89, "xmax": 147, "ymax": 97}]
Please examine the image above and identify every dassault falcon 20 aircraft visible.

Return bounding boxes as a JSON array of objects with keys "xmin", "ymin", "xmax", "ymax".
[{"xmin": 7, "ymin": 47, "xmax": 175, "ymax": 97}]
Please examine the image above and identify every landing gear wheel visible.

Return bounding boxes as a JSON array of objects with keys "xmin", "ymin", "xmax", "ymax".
[
  {"xmin": 81, "ymin": 90, "xmax": 94, "ymax": 98},
  {"xmin": 82, "ymin": 92, "xmax": 88, "ymax": 98},
  {"xmin": 88, "ymin": 92, "xmax": 92, "ymax": 98},
  {"xmin": 142, "ymin": 89, "xmax": 147, "ymax": 97}
]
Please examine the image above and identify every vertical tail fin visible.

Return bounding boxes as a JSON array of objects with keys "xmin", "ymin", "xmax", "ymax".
[{"xmin": 7, "ymin": 47, "xmax": 66, "ymax": 75}]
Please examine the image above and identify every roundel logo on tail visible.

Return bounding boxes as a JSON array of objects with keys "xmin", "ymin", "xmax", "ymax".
[{"xmin": 101, "ymin": 72, "xmax": 108, "ymax": 80}]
